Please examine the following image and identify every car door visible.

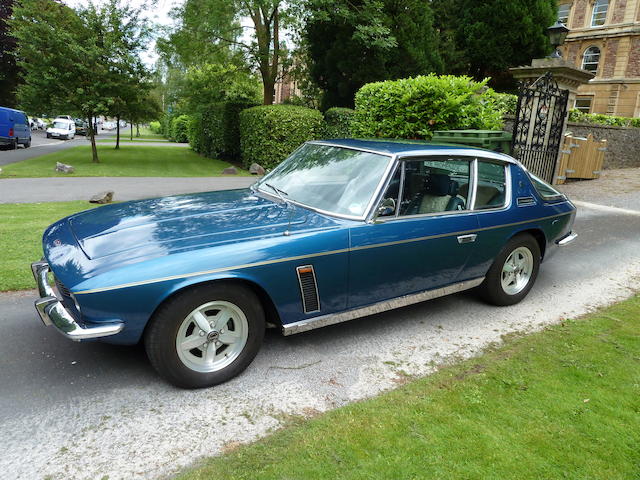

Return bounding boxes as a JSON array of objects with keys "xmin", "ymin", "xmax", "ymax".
[{"xmin": 348, "ymin": 156, "xmax": 480, "ymax": 308}]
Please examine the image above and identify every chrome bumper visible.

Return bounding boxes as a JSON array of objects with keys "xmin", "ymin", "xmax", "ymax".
[
  {"xmin": 556, "ymin": 231, "xmax": 578, "ymax": 246},
  {"xmin": 31, "ymin": 260, "xmax": 124, "ymax": 341}
]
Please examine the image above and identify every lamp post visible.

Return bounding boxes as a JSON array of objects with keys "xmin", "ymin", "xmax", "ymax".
[{"xmin": 547, "ymin": 21, "xmax": 570, "ymax": 58}]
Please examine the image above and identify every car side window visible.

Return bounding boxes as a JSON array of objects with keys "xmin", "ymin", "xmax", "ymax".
[
  {"xmin": 376, "ymin": 165, "xmax": 401, "ymax": 217},
  {"xmin": 475, "ymin": 160, "xmax": 507, "ymax": 209},
  {"xmin": 398, "ymin": 158, "xmax": 471, "ymax": 216}
]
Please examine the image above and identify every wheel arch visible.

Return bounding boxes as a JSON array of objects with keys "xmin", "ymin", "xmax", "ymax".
[
  {"xmin": 143, "ymin": 275, "xmax": 283, "ymax": 340},
  {"xmin": 510, "ymin": 228, "xmax": 547, "ymax": 260}
]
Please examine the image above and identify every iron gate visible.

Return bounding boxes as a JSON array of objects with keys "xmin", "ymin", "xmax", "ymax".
[{"xmin": 512, "ymin": 72, "xmax": 569, "ymax": 183}]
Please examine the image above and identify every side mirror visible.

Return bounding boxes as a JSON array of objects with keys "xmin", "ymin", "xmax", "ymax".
[{"xmin": 376, "ymin": 198, "xmax": 396, "ymax": 218}]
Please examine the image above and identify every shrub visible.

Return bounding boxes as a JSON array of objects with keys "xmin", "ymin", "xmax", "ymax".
[
  {"xmin": 240, "ymin": 105, "xmax": 324, "ymax": 169},
  {"xmin": 171, "ymin": 115, "xmax": 191, "ymax": 143},
  {"xmin": 187, "ymin": 113, "xmax": 204, "ymax": 153},
  {"xmin": 323, "ymin": 107, "xmax": 355, "ymax": 138},
  {"xmin": 568, "ymin": 109, "xmax": 640, "ymax": 128},
  {"xmin": 160, "ymin": 114, "xmax": 174, "ymax": 139},
  {"xmin": 352, "ymin": 75, "xmax": 504, "ymax": 140},
  {"xmin": 205, "ymin": 101, "xmax": 258, "ymax": 159},
  {"xmin": 149, "ymin": 121, "xmax": 162, "ymax": 134},
  {"xmin": 492, "ymin": 93, "xmax": 518, "ymax": 116}
]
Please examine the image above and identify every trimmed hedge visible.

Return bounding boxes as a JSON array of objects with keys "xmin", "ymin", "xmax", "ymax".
[
  {"xmin": 352, "ymin": 75, "xmax": 504, "ymax": 140},
  {"xmin": 171, "ymin": 115, "xmax": 191, "ymax": 143},
  {"xmin": 568, "ymin": 109, "xmax": 640, "ymax": 128},
  {"xmin": 149, "ymin": 121, "xmax": 162, "ymax": 134},
  {"xmin": 187, "ymin": 101, "xmax": 257, "ymax": 159},
  {"xmin": 323, "ymin": 107, "xmax": 355, "ymax": 138},
  {"xmin": 240, "ymin": 105, "xmax": 324, "ymax": 169}
]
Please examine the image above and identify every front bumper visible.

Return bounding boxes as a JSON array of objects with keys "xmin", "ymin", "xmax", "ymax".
[{"xmin": 31, "ymin": 260, "xmax": 124, "ymax": 341}]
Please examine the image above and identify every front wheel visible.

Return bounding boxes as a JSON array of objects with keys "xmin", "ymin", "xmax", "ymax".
[
  {"xmin": 479, "ymin": 234, "xmax": 541, "ymax": 306},
  {"xmin": 144, "ymin": 283, "xmax": 265, "ymax": 388}
]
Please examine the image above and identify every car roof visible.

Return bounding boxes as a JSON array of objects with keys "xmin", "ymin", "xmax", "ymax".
[
  {"xmin": 0, "ymin": 106, "xmax": 27, "ymax": 115},
  {"xmin": 310, "ymin": 138, "xmax": 517, "ymax": 164}
]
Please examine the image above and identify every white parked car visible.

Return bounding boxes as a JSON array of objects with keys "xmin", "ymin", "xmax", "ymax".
[
  {"xmin": 46, "ymin": 119, "xmax": 76, "ymax": 140},
  {"xmin": 102, "ymin": 121, "xmax": 116, "ymax": 130},
  {"xmin": 55, "ymin": 115, "xmax": 74, "ymax": 121}
]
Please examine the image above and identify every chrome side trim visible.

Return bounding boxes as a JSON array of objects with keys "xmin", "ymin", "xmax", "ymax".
[
  {"xmin": 31, "ymin": 260, "xmax": 124, "ymax": 341},
  {"xmin": 556, "ymin": 231, "xmax": 577, "ymax": 246},
  {"xmin": 282, "ymin": 277, "xmax": 485, "ymax": 336}
]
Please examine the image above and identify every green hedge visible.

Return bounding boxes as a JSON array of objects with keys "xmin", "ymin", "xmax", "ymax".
[
  {"xmin": 187, "ymin": 102, "xmax": 257, "ymax": 159},
  {"xmin": 568, "ymin": 109, "xmax": 640, "ymax": 128},
  {"xmin": 171, "ymin": 115, "xmax": 191, "ymax": 143},
  {"xmin": 492, "ymin": 93, "xmax": 518, "ymax": 116},
  {"xmin": 149, "ymin": 121, "xmax": 162, "ymax": 134},
  {"xmin": 323, "ymin": 107, "xmax": 355, "ymax": 138},
  {"xmin": 352, "ymin": 75, "xmax": 504, "ymax": 140},
  {"xmin": 240, "ymin": 105, "xmax": 324, "ymax": 169}
]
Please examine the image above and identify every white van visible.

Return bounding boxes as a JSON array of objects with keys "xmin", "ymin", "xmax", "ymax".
[{"xmin": 46, "ymin": 118, "xmax": 76, "ymax": 140}]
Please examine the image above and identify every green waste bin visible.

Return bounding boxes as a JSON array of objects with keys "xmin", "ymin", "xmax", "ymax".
[{"xmin": 432, "ymin": 130, "xmax": 513, "ymax": 154}]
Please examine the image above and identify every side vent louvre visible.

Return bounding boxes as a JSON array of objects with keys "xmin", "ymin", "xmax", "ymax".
[
  {"xmin": 517, "ymin": 196, "xmax": 536, "ymax": 207},
  {"xmin": 296, "ymin": 265, "xmax": 320, "ymax": 313}
]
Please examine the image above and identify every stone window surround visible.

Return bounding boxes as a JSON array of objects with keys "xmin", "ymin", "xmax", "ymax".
[{"xmin": 574, "ymin": 94, "xmax": 595, "ymax": 112}]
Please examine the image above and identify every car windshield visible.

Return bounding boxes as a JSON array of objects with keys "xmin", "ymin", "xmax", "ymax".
[
  {"xmin": 256, "ymin": 143, "xmax": 392, "ymax": 218},
  {"xmin": 53, "ymin": 121, "xmax": 68, "ymax": 129}
]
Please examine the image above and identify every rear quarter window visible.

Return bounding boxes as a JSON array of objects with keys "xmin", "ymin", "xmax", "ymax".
[{"xmin": 529, "ymin": 173, "xmax": 564, "ymax": 201}]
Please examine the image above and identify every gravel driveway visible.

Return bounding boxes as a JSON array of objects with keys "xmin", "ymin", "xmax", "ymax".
[{"xmin": 1, "ymin": 200, "xmax": 639, "ymax": 480}]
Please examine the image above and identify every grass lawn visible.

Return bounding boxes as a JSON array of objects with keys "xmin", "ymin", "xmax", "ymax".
[
  {"xmin": 0, "ymin": 145, "xmax": 249, "ymax": 178},
  {"xmin": 0, "ymin": 201, "xmax": 99, "ymax": 291},
  {"xmin": 96, "ymin": 136, "xmax": 169, "ymax": 142},
  {"xmin": 177, "ymin": 296, "xmax": 640, "ymax": 480}
]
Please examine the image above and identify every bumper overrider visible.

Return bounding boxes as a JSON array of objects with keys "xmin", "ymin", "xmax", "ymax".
[{"xmin": 31, "ymin": 260, "xmax": 124, "ymax": 341}]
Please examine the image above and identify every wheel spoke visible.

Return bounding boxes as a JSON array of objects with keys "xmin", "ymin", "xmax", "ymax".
[
  {"xmin": 219, "ymin": 330, "xmax": 241, "ymax": 345},
  {"xmin": 213, "ymin": 309, "xmax": 233, "ymax": 330},
  {"xmin": 181, "ymin": 334, "xmax": 206, "ymax": 351},
  {"xmin": 192, "ymin": 311, "xmax": 211, "ymax": 333},
  {"xmin": 204, "ymin": 342, "xmax": 217, "ymax": 364}
]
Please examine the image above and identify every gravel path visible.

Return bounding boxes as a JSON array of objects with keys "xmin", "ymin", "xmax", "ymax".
[
  {"xmin": 0, "ymin": 176, "xmax": 257, "ymax": 203},
  {"xmin": 1, "ymin": 201, "xmax": 639, "ymax": 480}
]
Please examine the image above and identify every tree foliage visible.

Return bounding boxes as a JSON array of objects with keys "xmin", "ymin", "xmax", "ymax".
[
  {"xmin": 0, "ymin": 0, "xmax": 19, "ymax": 107},
  {"xmin": 10, "ymin": 0, "xmax": 151, "ymax": 161},
  {"xmin": 432, "ymin": 0, "xmax": 556, "ymax": 90},
  {"xmin": 305, "ymin": 0, "xmax": 443, "ymax": 109}
]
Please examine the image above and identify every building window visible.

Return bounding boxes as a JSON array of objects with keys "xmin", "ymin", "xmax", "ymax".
[
  {"xmin": 581, "ymin": 46, "xmax": 600, "ymax": 72},
  {"xmin": 574, "ymin": 96, "xmax": 593, "ymax": 113},
  {"xmin": 591, "ymin": 0, "xmax": 608, "ymax": 26},
  {"xmin": 558, "ymin": 4, "xmax": 571, "ymax": 24}
]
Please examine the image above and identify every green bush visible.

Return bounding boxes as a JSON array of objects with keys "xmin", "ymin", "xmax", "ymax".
[
  {"xmin": 149, "ymin": 121, "xmax": 162, "ymax": 134},
  {"xmin": 187, "ymin": 113, "xmax": 204, "ymax": 153},
  {"xmin": 568, "ymin": 109, "xmax": 640, "ymax": 128},
  {"xmin": 171, "ymin": 115, "xmax": 191, "ymax": 143},
  {"xmin": 492, "ymin": 92, "xmax": 518, "ymax": 116},
  {"xmin": 206, "ymin": 102, "xmax": 258, "ymax": 159},
  {"xmin": 352, "ymin": 75, "xmax": 504, "ymax": 140},
  {"xmin": 240, "ymin": 105, "xmax": 324, "ymax": 169},
  {"xmin": 160, "ymin": 114, "xmax": 174, "ymax": 139},
  {"xmin": 323, "ymin": 107, "xmax": 355, "ymax": 138}
]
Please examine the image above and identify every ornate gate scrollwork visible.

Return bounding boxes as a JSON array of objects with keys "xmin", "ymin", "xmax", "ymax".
[{"xmin": 512, "ymin": 72, "xmax": 569, "ymax": 183}]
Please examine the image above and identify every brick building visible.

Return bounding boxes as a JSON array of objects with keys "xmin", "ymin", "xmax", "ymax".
[{"xmin": 558, "ymin": 0, "xmax": 640, "ymax": 117}]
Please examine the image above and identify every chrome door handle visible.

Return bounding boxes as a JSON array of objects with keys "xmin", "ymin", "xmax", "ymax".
[{"xmin": 457, "ymin": 234, "xmax": 477, "ymax": 244}]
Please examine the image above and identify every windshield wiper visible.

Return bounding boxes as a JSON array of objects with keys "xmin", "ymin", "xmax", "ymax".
[{"xmin": 263, "ymin": 182, "xmax": 289, "ymax": 204}]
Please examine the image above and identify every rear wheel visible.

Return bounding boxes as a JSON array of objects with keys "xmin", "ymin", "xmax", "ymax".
[
  {"xmin": 144, "ymin": 283, "xmax": 265, "ymax": 388},
  {"xmin": 479, "ymin": 234, "xmax": 541, "ymax": 306},
  {"xmin": 10, "ymin": 139, "xmax": 17, "ymax": 150},
  {"xmin": 24, "ymin": 139, "xmax": 31, "ymax": 148}
]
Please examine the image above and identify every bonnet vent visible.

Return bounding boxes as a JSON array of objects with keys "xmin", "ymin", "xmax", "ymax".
[{"xmin": 297, "ymin": 265, "xmax": 320, "ymax": 313}]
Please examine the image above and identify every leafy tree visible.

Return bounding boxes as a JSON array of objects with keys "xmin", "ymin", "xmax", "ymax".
[
  {"xmin": 10, "ymin": 0, "xmax": 150, "ymax": 162},
  {"xmin": 305, "ymin": 0, "xmax": 443, "ymax": 109},
  {"xmin": 432, "ymin": 0, "xmax": 556, "ymax": 90},
  {"xmin": 0, "ymin": 0, "xmax": 19, "ymax": 107},
  {"xmin": 167, "ymin": 0, "xmax": 297, "ymax": 105}
]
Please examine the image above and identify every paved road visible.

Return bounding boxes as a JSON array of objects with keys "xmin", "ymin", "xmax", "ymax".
[
  {"xmin": 0, "ymin": 129, "xmax": 123, "ymax": 166},
  {"xmin": 1, "ymin": 201, "xmax": 639, "ymax": 480},
  {"xmin": 0, "ymin": 176, "xmax": 257, "ymax": 203}
]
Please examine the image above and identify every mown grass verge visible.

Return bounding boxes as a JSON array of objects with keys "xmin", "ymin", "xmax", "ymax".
[
  {"xmin": 0, "ymin": 201, "xmax": 99, "ymax": 291},
  {"xmin": 0, "ymin": 145, "xmax": 248, "ymax": 177},
  {"xmin": 177, "ymin": 296, "xmax": 640, "ymax": 480}
]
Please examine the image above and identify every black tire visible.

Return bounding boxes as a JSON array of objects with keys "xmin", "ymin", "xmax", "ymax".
[
  {"xmin": 24, "ymin": 139, "xmax": 31, "ymax": 148},
  {"xmin": 46, "ymin": 133, "xmax": 51, "ymax": 139},
  {"xmin": 144, "ymin": 283, "xmax": 265, "ymax": 388},
  {"xmin": 478, "ymin": 233, "xmax": 541, "ymax": 306},
  {"xmin": 10, "ymin": 139, "xmax": 17, "ymax": 150}
]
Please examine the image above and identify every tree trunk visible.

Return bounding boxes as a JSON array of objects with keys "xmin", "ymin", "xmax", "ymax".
[
  {"xmin": 136, "ymin": 123, "xmax": 140, "ymax": 137},
  {"xmin": 115, "ymin": 115, "xmax": 120, "ymax": 149},
  {"xmin": 263, "ymin": 75, "xmax": 275, "ymax": 105},
  {"xmin": 87, "ymin": 113, "xmax": 100, "ymax": 163},
  {"xmin": 130, "ymin": 120, "xmax": 133, "ymax": 140}
]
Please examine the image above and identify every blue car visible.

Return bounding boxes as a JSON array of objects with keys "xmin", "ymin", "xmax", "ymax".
[
  {"xmin": 32, "ymin": 139, "xmax": 577, "ymax": 388},
  {"xmin": 0, "ymin": 106, "xmax": 31, "ymax": 149}
]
